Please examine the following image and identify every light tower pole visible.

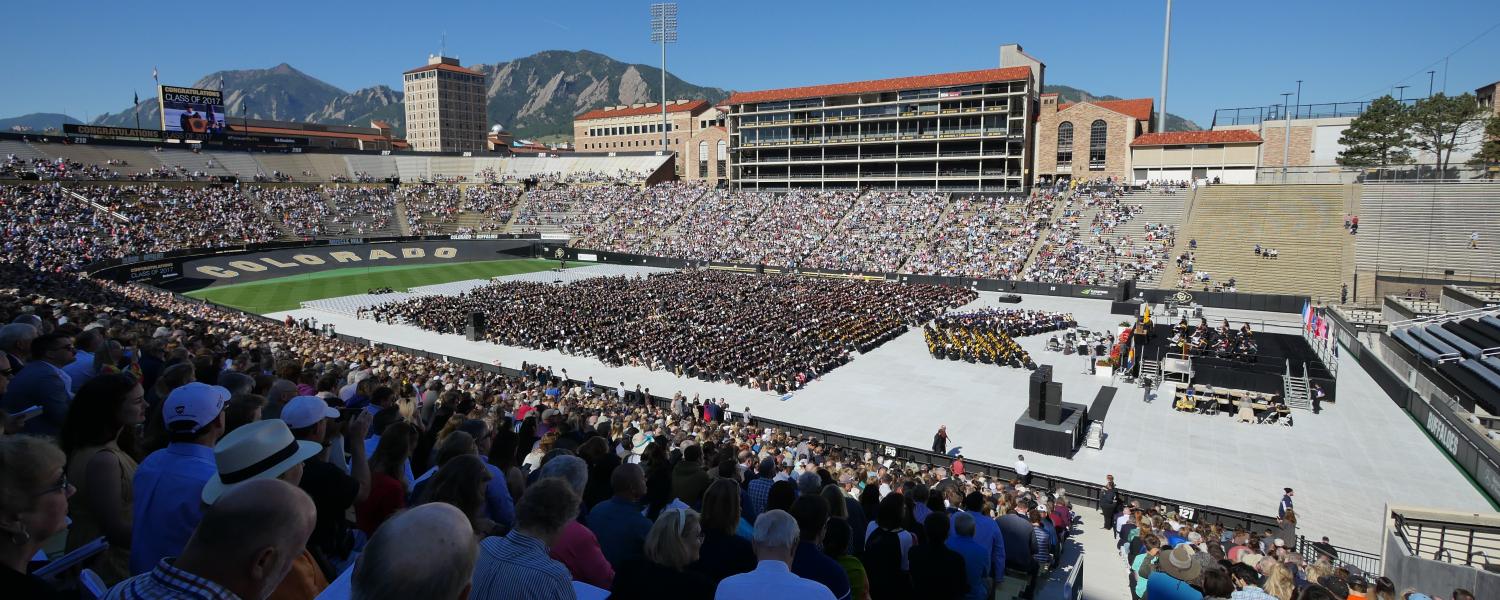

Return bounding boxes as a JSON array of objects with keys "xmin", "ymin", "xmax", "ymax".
[
  {"xmin": 1280, "ymin": 92, "xmax": 1293, "ymax": 181},
  {"xmin": 651, "ymin": 3, "xmax": 678, "ymax": 153},
  {"xmin": 1158, "ymin": 0, "xmax": 1172, "ymax": 133}
]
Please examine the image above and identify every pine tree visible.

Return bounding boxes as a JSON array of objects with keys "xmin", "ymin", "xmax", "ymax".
[
  {"xmin": 1407, "ymin": 92, "xmax": 1485, "ymax": 174},
  {"xmin": 1336, "ymin": 96, "xmax": 1411, "ymax": 167},
  {"xmin": 1467, "ymin": 113, "xmax": 1500, "ymax": 175}
]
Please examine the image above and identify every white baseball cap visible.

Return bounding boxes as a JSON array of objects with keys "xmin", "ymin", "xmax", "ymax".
[
  {"xmin": 281, "ymin": 395, "xmax": 339, "ymax": 429},
  {"xmin": 162, "ymin": 382, "xmax": 230, "ymax": 434}
]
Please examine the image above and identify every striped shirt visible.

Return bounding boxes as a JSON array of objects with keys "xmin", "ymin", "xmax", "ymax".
[
  {"xmin": 106, "ymin": 558, "xmax": 240, "ymax": 600},
  {"xmin": 471, "ymin": 530, "xmax": 575, "ymax": 600}
]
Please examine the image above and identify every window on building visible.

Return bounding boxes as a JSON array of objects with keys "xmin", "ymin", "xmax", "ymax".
[
  {"xmin": 698, "ymin": 141, "xmax": 709, "ymax": 178},
  {"xmin": 1089, "ymin": 120, "xmax": 1107, "ymax": 169},
  {"xmin": 716, "ymin": 140, "xmax": 727, "ymax": 178},
  {"xmin": 1056, "ymin": 122, "xmax": 1073, "ymax": 168}
]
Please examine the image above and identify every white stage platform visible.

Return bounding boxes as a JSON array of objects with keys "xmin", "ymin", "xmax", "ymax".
[{"xmin": 269, "ymin": 287, "xmax": 1492, "ymax": 551}]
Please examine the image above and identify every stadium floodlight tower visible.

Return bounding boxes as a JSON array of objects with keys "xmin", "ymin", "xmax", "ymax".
[{"xmin": 650, "ymin": 2, "xmax": 677, "ymax": 153}]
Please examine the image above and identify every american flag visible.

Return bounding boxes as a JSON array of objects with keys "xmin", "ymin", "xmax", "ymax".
[{"xmin": 152, "ymin": 66, "xmax": 158, "ymax": 83}]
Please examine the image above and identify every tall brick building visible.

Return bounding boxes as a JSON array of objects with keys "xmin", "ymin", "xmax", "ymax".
[{"xmin": 1034, "ymin": 95, "xmax": 1154, "ymax": 184}]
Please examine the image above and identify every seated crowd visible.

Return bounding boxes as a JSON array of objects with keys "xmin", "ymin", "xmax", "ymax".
[
  {"xmin": 0, "ymin": 249, "xmax": 1466, "ymax": 600},
  {"xmin": 924, "ymin": 309, "xmax": 1074, "ymax": 369},
  {"xmin": 399, "ymin": 185, "xmax": 462, "ymax": 235},
  {"xmin": 0, "ymin": 183, "xmax": 281, "ymax": 272},
  {"xmin": 1023, "ymin": 187, "xmax": 1175, "ymax": 286},
  {"xmin": 904, "ymin": 194, "xmax": 1054, "ymax": 281},
  {"xmin": 365, "ymin": 270, "xmax": 975, "ymax": 393}
]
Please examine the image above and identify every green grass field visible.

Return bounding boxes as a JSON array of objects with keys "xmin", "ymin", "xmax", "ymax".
[{"xmin": 185, "ymin": 258, "xmax": 564, "ymax": 314}]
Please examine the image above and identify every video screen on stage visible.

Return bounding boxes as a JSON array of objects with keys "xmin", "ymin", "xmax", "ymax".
[{"xmin": 158, "ymin": 85, "xmax": 225, "ymax": 134}]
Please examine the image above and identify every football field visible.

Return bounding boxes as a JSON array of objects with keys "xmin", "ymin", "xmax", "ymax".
[{"xmin": 185, "ymin": 258, "xmax": 562, "ymax": 314}]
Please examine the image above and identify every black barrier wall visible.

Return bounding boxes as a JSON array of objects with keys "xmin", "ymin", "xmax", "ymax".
[{"xmin": 88, "ymin": 237, "xmax": 537, "ymax": 290}]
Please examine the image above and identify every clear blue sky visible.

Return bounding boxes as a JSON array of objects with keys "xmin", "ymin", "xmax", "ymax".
[{"xmin": 3, "ymin": 0, "xmax": 1498, "ymax": 127}]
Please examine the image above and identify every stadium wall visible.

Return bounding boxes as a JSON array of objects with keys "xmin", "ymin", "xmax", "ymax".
[{"xmin": 87, "ymin": 237, "xmax": 540, "ymax": 290}]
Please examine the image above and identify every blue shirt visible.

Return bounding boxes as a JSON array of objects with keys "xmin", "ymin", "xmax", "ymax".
[
  {"xmin": 952, "ymin": 510, "xmax": 1005, "ymax": 580},
  {"xmin": 947, "ymin": 536, "xmax": 991, "ymax": 600},
  {"xmin": 63, "ymin": 350, "xmax": 95, "ymax": 393},
  {"xmin": 747, "ymin": 477, "xmax": 774, "ymax": 517},
  {"xmin": 790, "ymin": 541, "xmax": 852, "ymax": 600},
  {"xmin": 1146, "ymin": 571, "xmax": 1204, "ymax": 600},
  {"xmin": 586, "ymin": 496, "xmax": 653, "ymax": 568},
  {"xmin": 480, "ymin": 458, "xmax": 515, "ymax": 527},
  {"xmin": 130, "ymin": 443, "xmax": 217, "ymax": 575}
]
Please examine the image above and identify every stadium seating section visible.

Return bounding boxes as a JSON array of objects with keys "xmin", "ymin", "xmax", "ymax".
[{"xmin": 6, "ymin": 141, "xmax": 1500, "ymax": 303}]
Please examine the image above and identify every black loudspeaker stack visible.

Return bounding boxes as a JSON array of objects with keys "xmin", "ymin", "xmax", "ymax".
[
  {"xmin": 1028, "ymin": 366, "xmax": 1053, "ymax": 421},
  {"xmin": 1116, "ymin": 279, "xmax": 1136, "ymax": 302},
  {"xmin": 1045, "ymin": 381, "xmax": 1064, "ymax": 424},
  {"xmin": 466, "ymin": 311, "xmax": 486, "ymax": 341}
]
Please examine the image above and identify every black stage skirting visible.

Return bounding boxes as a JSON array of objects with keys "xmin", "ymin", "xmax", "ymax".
[
  {"xmin": 1091, "ymin": 387, "xmax": 1117, "ymax": 421},
  {"xmin": 1140, "ymin": 324, "xmax": 1336, "ymax": 400},
  {"xmin": 1111, "ymin": 299, "xmax": 1144, "ymax": 315},
  {"xmin": 1014, "ymin": 401, "xmax": 1088, "ymax": 458}
]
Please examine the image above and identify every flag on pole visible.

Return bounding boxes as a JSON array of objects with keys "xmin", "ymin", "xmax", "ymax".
[
  {"xmin": 1301, "ymin": 300, "xmax": 1313, "ymax": 331},
  {"xmin": 152, "ymin": 66, "xmax": 159, "ymax": 83},
  {"xmin": 133, "ymin": 90, "xmax": 139, "ymax": 105},
  {"xmin": 1124, "ymin": 340, "xmax": 1135, "ymax": 372}
]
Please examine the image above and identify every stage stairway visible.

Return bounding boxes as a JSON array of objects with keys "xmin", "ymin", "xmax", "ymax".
[
  {"xmin": 1283, "ymin": 364, "xmax": 1312, "ymax": 410},
  {"xmin": 1139, "ymin": 359, "xmax": 1161, "ymax": 386}
]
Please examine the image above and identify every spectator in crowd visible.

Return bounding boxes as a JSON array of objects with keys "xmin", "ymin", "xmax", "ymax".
[
  {"xmin": 693, "ymin": 477, "xmax": 757, "ymax": 583},
  {"xmin": 200, "ymin": 418, "xmax": 326, "ymax": 599},
  {"xmin": 947, "ymin": 512, "xmax": 992, "ymax": 600},
  {"xmin": 863, "ymin": 493, "xmax": 914, "ymax": 599},
  {"xmin": 422, "ymin": 454, "xmax": 503, "ymax": 537},
  {"xmin": 909, "ymin": 512, "xmax": 969, "ymax": 599},
  {"xmin": 588, "ymin": 463, "xmax": 653, "ymax": 570},
  {"xmin": 1147, "ymin": 543, "xmax": 1205, "ymax": 600},
  {"xmin": 673, "ymin": 443, "xmax": 713, "ymax": 507},
  {"xmin": 62, "ymin": 329, "xmax": 102, "ymax": 394},
  {"xmin": 108, "ymin": 479, "xmax": 316, "ymax": 600},
  {"xmin": 539, "ymin": 454, "xmax": 613, "ymax": 589},
  {"xmin": 470, "ymin": 477, "xmax": 578, "ymax": 600},
  {"xmin": 349, "ymin": 503, "xmax": 478, "ymax": 600},
  {"xmin": 610, "ymin": 507, "xmax": 715, "ymax": 599},
  {"xmin": 0, "ymin": 434, "xmax": 73, "ymax": 599},
  {"xmin": 954, "ymin": 490, "xmax": 1005, "ymax": 583},
  {"xmin": 357, "ymin": 421, "xmax": 416, "ymax": 535},
  {"xmin": 717, "ymin": 510, "xmax": 837, "ymax": 600},
  {"xmin": 789, "ymin": 495, "xmax": 853, "ymax": 599},
  {"xmin": 4, "ymin": 332, "xmax": 77, "ymax": 435},
  {"xmin": 58, "ymin": 372, "xmax": 145, "ymax": 584},
  {"xmin": 825, "ymin": 517, "xmax": 869, "ymax": 600},
  {"xmin": 998, "ymin": 498, "xmax": 1039, "ymax": 599},
  {"xmin": 285, "ymin": 396, "xmax": 369, "ymax": 568},
  {"xmin": 129, "ymin": 381, "xmax": 229, "ymax": 575},
  {"xmin": 0, "ymin": 322, "xmax": 36, "ymax": 373},
  {"xmin": 224, "ymin": 393, "xmax": 268, "ymax": 435}
]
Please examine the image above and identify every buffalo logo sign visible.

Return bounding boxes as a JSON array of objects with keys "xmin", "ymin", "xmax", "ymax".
[
  {"xmin": 1170, "ymin": 291, "xmax": 1194, "ymax": 304},
  {"xmin": 195, "ymin": 246, "xmax": 459, "ymax": 279}
]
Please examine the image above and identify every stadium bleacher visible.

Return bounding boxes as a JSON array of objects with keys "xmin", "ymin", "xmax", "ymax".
[
  {"xmin": 1174, "ymin": 184, "xmax": 1352, "ymax": 300},
  {"xmin": 1357, "ymin": 182, "xmax": 1500, "ymax": 293}
]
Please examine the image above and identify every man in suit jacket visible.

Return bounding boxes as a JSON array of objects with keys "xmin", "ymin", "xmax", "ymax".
[{"xmin": 2, "ymin": 333, "xmax": 76, "ymax": 436}]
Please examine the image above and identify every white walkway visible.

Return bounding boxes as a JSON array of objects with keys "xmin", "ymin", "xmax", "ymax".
[{"xmin": 269, "ymin": 288, "xmax": 1493, "ymax": 553}]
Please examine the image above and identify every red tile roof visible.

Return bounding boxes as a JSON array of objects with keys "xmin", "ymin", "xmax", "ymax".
[
  {"xmin": 1057, "ymin": 98, "xmax": 1154, "ymax": 122},
  {"xmin": 404, "ymin": 62, "xmax": 483, "ymax": 76},
  {"xmin": 725, "ymin": 66, "xmax": 1032, "ymax": 105},
  {"xmin": 575, "ymin": 100, "xmax": 711, "ymax": 122},
  {"xmin": 227, "ymin": 124, "xmax": 391, "ymax": 143},
  {"xmin": 1130, "ymin": 129, "xmax": 1263, "ymax": 147}
]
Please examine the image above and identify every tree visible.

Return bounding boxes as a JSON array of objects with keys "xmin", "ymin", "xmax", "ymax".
[
  {"xmin": 1407, "ymin": 92, "xmax": 1485, "ymax": 174},
  {"xmin": 1467, "ymin": 113, "xmax": 1500, "ymax": 176},
  {"xmin": 1336, "ymin": 95, "xmax": 1411, "ymax": 167}
]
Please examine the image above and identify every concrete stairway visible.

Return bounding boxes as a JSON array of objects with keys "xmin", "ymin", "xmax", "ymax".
[{"xmin": 1175, "ymin": 184, "xmax": 1349, "ymax": 301}]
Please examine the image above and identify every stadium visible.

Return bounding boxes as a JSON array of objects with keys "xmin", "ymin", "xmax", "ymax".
[{"xmin": 3, "ymin": 8, "xmax": 1500, "ymax": 600}]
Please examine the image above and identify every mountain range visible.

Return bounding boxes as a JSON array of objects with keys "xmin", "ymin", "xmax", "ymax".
[{"xmin": 20, "ymin": 51, "xmax": 1201, "ymax": 139}]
